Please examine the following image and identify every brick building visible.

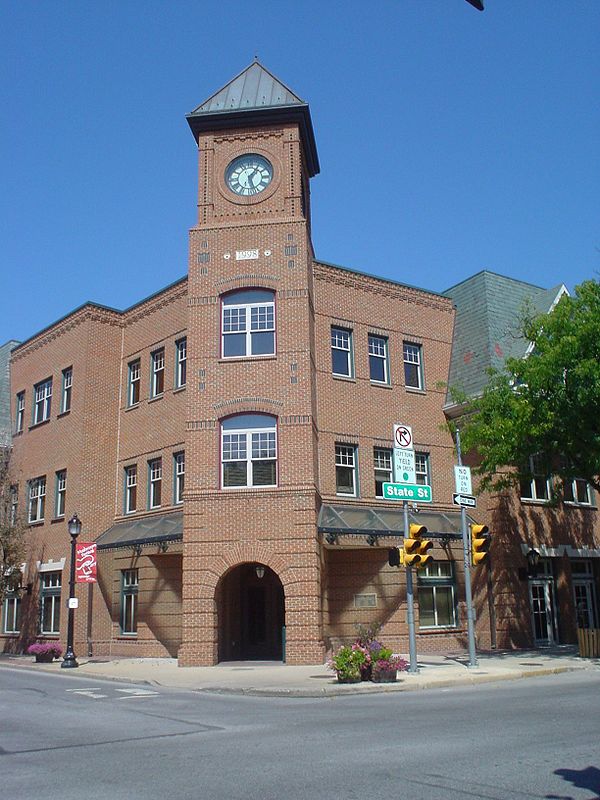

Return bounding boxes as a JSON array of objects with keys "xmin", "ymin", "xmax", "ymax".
[{"xmin": 2, "ymin": 63, "xmax": 598, "ymax": 663}]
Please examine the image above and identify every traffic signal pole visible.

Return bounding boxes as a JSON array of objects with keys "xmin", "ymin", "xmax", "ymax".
[
  {"xmin": 404, "ymin": 499, "xmax": 419, "ymax": 673},
  {"xmin": 456, "ymin": 428, "xmax": 478, "ymax": 668}
]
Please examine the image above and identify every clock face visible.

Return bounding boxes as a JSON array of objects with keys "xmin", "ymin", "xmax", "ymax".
[{"xmin": 226, "ymin": 154, "xmax": 273, "ymax": 197}]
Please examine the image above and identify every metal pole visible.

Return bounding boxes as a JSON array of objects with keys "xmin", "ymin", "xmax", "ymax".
[
  {"xmin": 456, "ymin": 428, "xmax": 478, "ymax": 668},
  {"xmin": 61, "ymin": 528, "xmax": 79, "ymax": 669},
  {"xmin": 404, "ymin": 499, "xmax": 418, "ymax": 673}
]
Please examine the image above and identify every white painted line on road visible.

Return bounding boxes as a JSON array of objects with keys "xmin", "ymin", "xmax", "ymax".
[
  {"xmin": 68, "ymin": 690, "xmax": 108, "ymax": 698},
  {"xmin": 117, "ymin": 694, "xmax": 159, "ymax": 700},
  {"xmin": 115, "ymin": 688, "xmax": 158, "ymax": 695}
]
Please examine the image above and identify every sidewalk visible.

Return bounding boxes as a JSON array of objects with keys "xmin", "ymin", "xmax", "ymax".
[{"xmin": 2, "ymin": 646, "xmax": 598, "ymax": 697}]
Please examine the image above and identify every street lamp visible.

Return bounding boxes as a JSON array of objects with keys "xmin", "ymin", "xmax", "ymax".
[{"xmin": 61, "ymin": 513, "xmax": 82, "ymax": 669}]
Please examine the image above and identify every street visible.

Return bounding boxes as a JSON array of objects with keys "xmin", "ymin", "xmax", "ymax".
[{"xmin": 1, "ymin": 667, "xmax": 599, "ymax": 800}]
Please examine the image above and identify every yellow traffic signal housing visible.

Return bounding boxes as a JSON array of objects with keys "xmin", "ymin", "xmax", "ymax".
[
  {"xmin": 471, "ymin": 523, "xmax": 490, "ymax": 566},
  {"xmin": 404, "ymin": 524, "xmax": 434, "ymax": 568}
]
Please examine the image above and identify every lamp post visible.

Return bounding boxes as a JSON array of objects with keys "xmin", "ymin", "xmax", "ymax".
[{"xmin": 61, "ymin": 513, "xmax": 82, "ymax": 669}]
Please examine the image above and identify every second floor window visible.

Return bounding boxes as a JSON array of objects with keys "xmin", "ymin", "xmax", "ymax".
[
  {"xmin": 55, "ymin": 470, "xmax": 66, "ymax": 518},
  {"xmin": 125, "ymin": 465, "xmax": 137, "ymax": 513},
  {"xmin": 174, "ymin": 452, "xmax": 185, "ymax": 504},
  {"xmin": 336, "ymin": 444, "xmax": 357, "ymax": 496},
  {"xmin": 403, "ymin": 342, "xmax": 423, "ymax": 389},
  {"xmin": 222, "ymin": 414, "xmax": 277, "ymax": 488},
  {"xmin": 331, "ymin": 327, "xmax": 353, "ymax": 377},
  {"xmin": 563, "ymin": 478, "xmax": 594, "ymax": 506},
  {"xmin": 415, "ymin": 453, "xmax": 430, "ymax": 486},
  {"xmin": 368, "ymin": 335, "xmax": 389, "ymax": 383},
  {"xmin": 151, "ymin": 349, "xmax": 165, "ymax": 397},
  {"xmin": 374, "ymin": 447, "xmax": 392, "ymax": 498},
  {"xmin": 148, "ymin": 458, "xmax": 162, "ymax": 508},
  {"xmin": 128, "ymin": 360, "xmax": 140, "ymax": 406},
  {"xmin": 28, "ymin": 476, "xmax": 46, "ymax": 523},
  {"xmin": 520, "ymin": 455, "xmax": 550, "ymax": 502},
  {"xmin": 175, "ymin": 338, "xmax": 187, "ymax": 388},
  {"xmin": 33, "ymin": 378, "xmax": 52, "ymax": 424},
  {"xmin": 61, "ymin": 367, "xmax": 72, "ymax": 413},
  {"xmin": 222, "ymin": 289, "xmax": 275, "ymax": 358},
  {"xmin": 16, "ymin": 392, "xmax": 25, "ymax": 433}
]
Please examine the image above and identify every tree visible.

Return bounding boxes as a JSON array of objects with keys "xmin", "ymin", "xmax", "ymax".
[
  {"xmin": 0, "ymin": 449, "xmax": 27, "ymax": 606},
  {"xmin": 455, "ymin": 279, "xmax": 600, "ymax": 496}
]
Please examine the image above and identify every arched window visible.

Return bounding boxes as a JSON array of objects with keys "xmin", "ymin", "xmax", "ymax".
[
  {"xmin": 222, "ymin": 289, "xmax": 275, "ymax": 358},
  {"xmin": 221, "ymin": 414, "xmax": 277, "ymax": 488}
]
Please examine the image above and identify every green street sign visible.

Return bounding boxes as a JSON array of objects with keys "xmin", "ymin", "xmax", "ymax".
[{"xmin": 382, "ymin": 482, "xmax": 432, "ymax": 503}]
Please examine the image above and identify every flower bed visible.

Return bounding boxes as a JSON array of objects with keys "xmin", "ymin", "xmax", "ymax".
[{"xmin": 27, "ymin": 642, "xmax": 63, "ymax": 663}]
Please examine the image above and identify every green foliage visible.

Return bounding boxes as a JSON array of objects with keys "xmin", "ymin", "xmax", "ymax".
[
  {"xmin": 328, "ymin": 645, "xmax": 366, "ymax": 680},
  {"xmin": 453, "ymin": 280, "xmax": 600, "ymax": 495},
  {"xmin": 0, "ymin": 450, "xmax": 27, "ymax": 606}
]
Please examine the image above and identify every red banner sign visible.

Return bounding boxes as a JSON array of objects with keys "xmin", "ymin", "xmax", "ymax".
[{"xmin": 75, "ymin": 542, "xmax": 97, "ymax": 583}]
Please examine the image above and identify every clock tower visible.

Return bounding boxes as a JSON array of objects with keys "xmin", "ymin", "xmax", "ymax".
[{"xmin": 180, "ymin": 62, "xmax": 323, "ymax": 665}]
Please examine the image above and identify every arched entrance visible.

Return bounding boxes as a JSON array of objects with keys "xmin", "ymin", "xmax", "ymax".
[{"xmin": 217, "ymin": 563, "xmax": 285, "ymax": 661}]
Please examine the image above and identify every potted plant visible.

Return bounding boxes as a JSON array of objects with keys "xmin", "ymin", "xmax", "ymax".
[
  {"xmin": 328, "ymin": 644, "xmax": 367, "ymax": 683},
  {"xmin": 370, "ymin": 647, "xmax": 409, "ymax": 683},
  {"xmin": 355, "ymin": 622, "xmax": 383, "ymax": 681},
  {"xmin": 27, "ymin": 642, "xmax": 63, "ymax": 663}
]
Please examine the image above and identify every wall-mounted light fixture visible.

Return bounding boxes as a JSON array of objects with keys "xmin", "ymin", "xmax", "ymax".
[{"xmin": 255, "ymin": 564, "xmax": 265, "ymax": 579}]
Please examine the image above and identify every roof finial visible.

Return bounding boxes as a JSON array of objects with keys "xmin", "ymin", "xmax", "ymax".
[{"xmin": 254, "ymin": 54, "xmax": 259, "ymax": 62}]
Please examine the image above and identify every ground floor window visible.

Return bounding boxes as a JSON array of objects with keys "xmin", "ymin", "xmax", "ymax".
[
  {"xmin": 40, "ymin": 571, "xmax": 61, "ymax": 634},
  {"xmin": 418, "ymin": 562, "xmax": 457, "ymax": 628},
  {"xmin": 3, "ymin": 593, "xmax": 21, "ymax": 634},
  {"xmin": 121, "ymin": 569, "xmax": 139, "ymax": 634}
]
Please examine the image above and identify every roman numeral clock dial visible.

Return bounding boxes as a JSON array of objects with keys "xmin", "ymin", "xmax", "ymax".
[{"xmin": 226, "ymin": 154, "xmax": 273, "ymax": 197}]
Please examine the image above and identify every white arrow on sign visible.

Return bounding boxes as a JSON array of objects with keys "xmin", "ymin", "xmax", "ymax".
[{"xmin": 452, "ymin": 493, "xmax": 477, "ymax": 508}]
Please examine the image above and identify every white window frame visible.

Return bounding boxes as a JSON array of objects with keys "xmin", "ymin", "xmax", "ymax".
[
  {"xmin": 125, "ymin": 465, "xmax": 137, "ymax": 514},
  {"xmin": 415, "ymin": 452, "xmax": 430, "ymax": 486},
  {"xmin": 121, "ymin": 569, "xmax": 139, "ymax": 635},
  {"xmin": 336, "ymin": 444, "xmax": 358, "ymax": 497},
  {"xmin": 221, "ymin": 415, "xmax": 277, "ymax": 489},
  {"xmin": 175, "ymin": 338, "xmax": 187, "ymax": 388},
  {"xmin": 9, "ymin": 485, "xmax": 18, "ymax": 526},
  {"xmin": 128, "ymin": 360, "xmax": 141, "ymax": 406},
  {"xmin": 148, "ymin": 458, "xmax": 162, "ymax": 509},
  {"xmin": 368, "ymin": 334, "xmax": 389, "ymax": 384},
  {"xmin": 28, "ymin": 476, "xmax": 46, "ymax": 523},
  {"xmin": 55, "ymin": 470, "xmax": 66, "ymax": 518},
  {"xmin": 33, "ymin": 378, "xmax": 52, "ymax": 425},
  {"xmin": 222, "ymin": 291, "xmax": 276, "ymax": 359},
  {"xmin": 3, "ymin": 593, "xmax": 21, "ymax": 634},
  {"xmin": 520, "ymin": 455, "xmax": 551, "ymax": 502},
  {"xmin": 16, "ymin": 391, "xmax": 25, "ymax": 433},
  {"xmin": 40, "ymin": 571, "xmax": 61, "ymax": 635},
  {"xmin": 331, "ymin": 327, "xmax": 353, "ymax": 378},
  {"xmin": 61, "ymin": 367, "xmax": 72, "ymax": 413},
  {"xmin": 374, "ymin": 447, "xmax": 392, "ymax": 498},
  {"xmin": 563, "ymin": 477, "xmax": 594, "ymax": 506},
  {"xmin": 418, "ymin": 562, "xmax": 457, "ymax": 629},
  {"xmin": 150, "ymin": 349, "xmax": 165, "ymax": 397},
  {"xmin": 403, "ymin": 342, "xmax": 423, "ymax": 389},
  {"xmin": 174, "ymin": 451, "xmax": 185, "ymax": 504}
]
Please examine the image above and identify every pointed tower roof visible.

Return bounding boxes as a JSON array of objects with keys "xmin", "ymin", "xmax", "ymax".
[{"xmin": 187, "ymin": 61, "xmax": 319, "ymax": 176}]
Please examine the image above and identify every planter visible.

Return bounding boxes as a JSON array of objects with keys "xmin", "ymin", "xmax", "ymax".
[
  {"xmin": 336, "ymin": 673, "xmax": 361, "ymax": 684},
  {"xmin": 360, "ymin": 664, "xmax": 372, "ymax": 682},
  {"xmin": 372, "ymin": 669, "xmax": 397, "ymax": 683},
  {"xmin": 35, "ymin": 652, "xmax": 55, "ymax": 663}
]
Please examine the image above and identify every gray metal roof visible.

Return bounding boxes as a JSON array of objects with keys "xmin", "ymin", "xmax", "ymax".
[
  {"xmin": 189, "ymin": 60, "xmax": 306, "ymax": 115},
  {"xmin": 0, "ymin": 340, "xmax": 19, "ymax": 447},
  {"xmin": 318, "ymin": 504, "xmax": 470, "ymax": 540},
  {"xmin": 443, "ymin": 271, "xmax": 566, "ymax": 401},
  {"xmin": 96, "ymin": 512, "xmax": 182, "ymax": 551}
]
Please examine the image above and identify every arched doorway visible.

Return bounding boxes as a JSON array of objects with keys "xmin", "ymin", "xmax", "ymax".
[{"xmin": 217, "ymin": 563, "xmax": 285, "ymax": 662}]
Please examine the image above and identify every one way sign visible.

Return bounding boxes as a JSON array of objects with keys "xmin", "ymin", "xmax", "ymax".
[{"xmin": 453, "ymin": 493, "xmax": 477, "ymax": 508}]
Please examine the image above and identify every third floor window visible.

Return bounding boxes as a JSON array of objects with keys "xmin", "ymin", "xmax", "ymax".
[
  {"xmin": 222, "ymin": 289, "xmax": 275, "ymax": 358},
  {"xmin": 33, "ymin": 378, "xmax": 52, "ymax": 425}
]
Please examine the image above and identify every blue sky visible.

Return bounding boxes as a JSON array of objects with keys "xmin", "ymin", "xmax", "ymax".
[{"xmin": 2, "ymin": 1, "xmax": 598, "ymax": 345}]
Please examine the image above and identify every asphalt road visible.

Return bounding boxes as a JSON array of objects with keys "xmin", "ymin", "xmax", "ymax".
[{"xmin": 1, "ymin": 667, "xmax": 599, "ymax": 800}]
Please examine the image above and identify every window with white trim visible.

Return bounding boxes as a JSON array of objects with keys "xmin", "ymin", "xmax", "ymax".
[
  {"xmin": 33, "ymin": 378, "xmax": 52, "ymax": 424},
  {"xmin": 55, "ymin": 470, "xmax": 66, "ymax": 518},
  {"xmin": 61, "ymin": 367, "xmax": 72, "ymax": 413},
  {"xmin": 368, "ymin": 335, "xmax": 389, "ymax": 384},
  {"xmin": 563, "ymin": 478, "xmax": 594, "ymax": 506},
  {"xmin": 520, "ymin": 455, "xmax": 551, "ymax": 502},
  {"xmin": 403, "ymin": 342, "xmax": 423, "ymax": 389},
  {"xmin": 128, "ymin": 360, "xmax": 141, "ymax": 406},
  {"xmin": 418, "ymin": 562, "xmax": 457, "ymax": 628},
  {"xmin": 16, "ymin": 391, "xmax": 25, "ymax": 433},
  {"xmin": 9, "ymin": 485, "xmax": 18, "ymax": 526},
  {"xmin": 415, "ymin": 452, "xmax": 430, "ymax": 486},
  {"xmin": 28, "ymin": 476, "xmax": 46, "ymax": 523},
  {"xmin": 331, "ymin": 327, "xmax": 353, "ymax": 377},
  {"xmin": 174, "ymin": 451, "xmax": 185, "ymax": 504},
  {"xmin": 148, "ymin": 458, "xmax": 162, "ymax": 508},
  {"xmin": 374, "ymin": 447, "xmax": 392, "ymax": 498},
  {"xmin": 336, "ymin": 444, "xmax": 358, "ymax": 496},
  {"xmin": 121, "ymin": 569, "xmax": 139, "ymax": 634},
  {"xmin": 150, "ymin": 349, "xmax": 165, "ymax": 397},
  {"xmin": 222, "ymin": 414, "xmax": 277, "ymax": 488},
  {"xmin": 40, "ymin": 571, "xmax": 61, "ymax": 635},
  {"xmin": 124, "ymin": 465, "xmax": 137, "ymax": 514},
  {"xmin": 2, "ymin": 592, "xmax": 20, "ymax": 634},
  {"xmin": 175, "ymin": 338, "xmax": 187, "ymax": 388},
  {"xmin": 222, "ymin": 289, "xmax": 275, "ymax": 358}
]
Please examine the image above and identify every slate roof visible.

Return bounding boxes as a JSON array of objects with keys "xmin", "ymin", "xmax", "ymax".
[
  {"xmin": 0, "ymin": 340, "xmax": 19, "ymax": 447},
  {"xmin": 443, "ymin": 271, "xmax": 566, "ymax": 402}
]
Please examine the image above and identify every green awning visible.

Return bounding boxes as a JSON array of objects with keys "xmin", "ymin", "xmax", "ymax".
[{"xmin": 96, "ymin": 512, "xmax": 183, "ymax": 551}]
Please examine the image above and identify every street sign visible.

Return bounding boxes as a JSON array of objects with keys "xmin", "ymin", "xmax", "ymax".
[
  {"xmin": 452, "ymin": 492, "xmax": 477, "ymax": 508},
  {"xmin": 393, "ymin": 424, "xmax": 413, "ymax": 450},
  {"xmin": 383, "ymin": 482, "xmax": 432, "ymax": 503},
  {"xmin": 394, "ymin": 448, "xmax": 416, "ymax": 483},
  {"xmin": 454, "ymin": 465, "xmax": 472, "ymax": 495}
]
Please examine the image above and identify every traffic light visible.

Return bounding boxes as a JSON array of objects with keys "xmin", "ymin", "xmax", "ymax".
[
  {"xmin": 404, "ymin": 524, "xmax": 434, "ymax": 568},
  {"xmin": 471, "ymin": 523, "xmax": 490, "ymax": 566},
  {"xmin": 388, "ymin": 547, "xmax": 401, "ymax": 567}
]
